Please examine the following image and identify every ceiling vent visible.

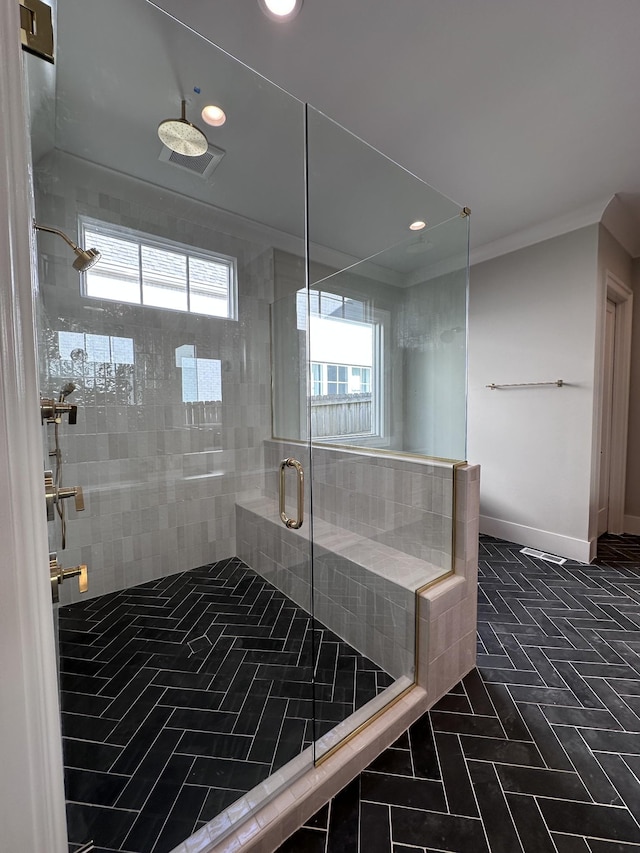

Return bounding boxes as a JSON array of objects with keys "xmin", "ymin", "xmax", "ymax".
[{"xmin": 159, "ymin": 142, "xmax": 225, "ymax": 179}]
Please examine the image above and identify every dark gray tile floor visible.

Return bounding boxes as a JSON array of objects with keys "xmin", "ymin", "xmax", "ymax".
[
  {"xmin": 280, "ymin": 534, "xmax": 640, "ymax": 852},
  {"xmin": 60, "ymin": 556, "xmax": 392, "ymax": 853}
]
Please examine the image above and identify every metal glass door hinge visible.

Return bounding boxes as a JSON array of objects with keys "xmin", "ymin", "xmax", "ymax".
[
  {"xmin": 50, "ymin": 552, "xmax": 88, "ymax": 603},
  {"xmin": 20, "ymin": 0, "xmax": 54, "ymax": 64}
]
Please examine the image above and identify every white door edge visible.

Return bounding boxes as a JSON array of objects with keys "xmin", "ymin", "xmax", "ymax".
[
  {"xmin": 603, "ymin": 270, "xmax": 633, "ymax": 535},
  {"xmin": 0, "ymin": 4, "xmax": 68, "ymax": 852}
]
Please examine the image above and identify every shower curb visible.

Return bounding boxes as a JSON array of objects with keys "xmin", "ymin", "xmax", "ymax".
[{"xmin": 172, "ymin": 685, "xmax": 432, "ymax": 853}]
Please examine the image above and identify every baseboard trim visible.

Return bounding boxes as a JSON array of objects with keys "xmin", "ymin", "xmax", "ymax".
[
  {"xmin": 479, "ymin": 515, "xmax": 592, "ymax": 563},
  {"xmin": 624, "ymin": 515, "xmax": 640, "ymax": 535}
]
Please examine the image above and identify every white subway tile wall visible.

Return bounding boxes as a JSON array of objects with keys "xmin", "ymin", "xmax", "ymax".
[{"xmin": 36, "ymin": 151, "xmax": 279, "ymax": 602}]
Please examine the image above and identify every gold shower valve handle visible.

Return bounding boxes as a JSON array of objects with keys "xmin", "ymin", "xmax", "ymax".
[
  {"xmin": 62, "ymin": 564, "xmax": 88, "ymax": 594},
  {"xmin": 49, "ymin": 553, "xmax": 88, "ymax": 602},
  {"xmin": 40, "ymin": 398, "xmax": 78, "ymax": 424},
  {"xmin": 44, "ymin": 470, "xmax": 55, "ymax": 521},
  {"xmin": 57, "ymin": 484, "xmax": 85, "ymax": 511},
  {"xmin": 74, "ymin": 485, "xmax": 84, "ymax": 512}
]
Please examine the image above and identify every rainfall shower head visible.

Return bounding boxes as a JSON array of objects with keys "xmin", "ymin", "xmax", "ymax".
[
  {"xmin": 33, "ymin": 222, "xmax": 101, "ymax": 272},
  {"xmin": 158, "ymin": 100, "xmax": 209, "ymax": 157}
]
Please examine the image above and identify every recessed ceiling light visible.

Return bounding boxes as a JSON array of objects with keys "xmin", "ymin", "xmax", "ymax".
[
  {"xmin": 201, "ymin": 105, "xmax": 226, "ymax": 127},
  {"xmin": 259, "ymin": 0, "xmax": 303, "ymax": 21},
  {"xmin": 409, "ymin": 220, "xmax": 427, "ymax": 231}
]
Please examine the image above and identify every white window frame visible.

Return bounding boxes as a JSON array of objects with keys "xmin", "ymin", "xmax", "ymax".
[{"xmin": 78, "ymin": 216, "xmax": 238, "ymax": 320}]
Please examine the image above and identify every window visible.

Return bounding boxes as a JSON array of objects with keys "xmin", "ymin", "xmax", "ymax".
[
  {"xmin": 350, "ymin": 366, "xmax": 371, "ymax": 393},
  {"xmin": 79, "ymin": 217, "xmax": 237, "ymax": 319},
  {"xmin": 311, "ymin": 363, "xmax": 323, "ymax": 397},
  {"xmin": 182, "ymin": 358, "xmax": 222, "ymax": 403},
  {"xmin": 327, "ymin": 364, "xmax": 348, "ymax": 395},
  {"xmin": 296, "ymin": 289, "xmax": 367, "ymax": 331},
  {"xmin": 175, "ymin": 345, "xmax": 222, "ymax": 402},
  {"xmin": 311, "ymin": 363, "xmax": 372, "ymax": 397},
  {"xmin": 58, "ymin": 331, "xmax": 134, "ymax": 364}
]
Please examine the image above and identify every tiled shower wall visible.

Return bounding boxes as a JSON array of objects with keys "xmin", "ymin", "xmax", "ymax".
[
  {"xmin": 265, "ymin": 440, "xmax": 454, "ymax": 572},
  {"xmin": 36, "ymin": 151, "xmax": 280, "ymax": 602}
]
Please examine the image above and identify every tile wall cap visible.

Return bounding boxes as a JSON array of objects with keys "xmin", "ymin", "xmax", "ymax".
[{"xmin": 419, "ymin": 574, "xmax": 465, "ymax": 601}]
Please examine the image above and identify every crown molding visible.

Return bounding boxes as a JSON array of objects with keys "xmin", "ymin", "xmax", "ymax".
[
  {"xmin": 601, "ymin": 194, "xmax": 640, "ymax": 259},
  {"xmin": 470, "ymin": 195, "xmax": 613, "ymax": 266}
]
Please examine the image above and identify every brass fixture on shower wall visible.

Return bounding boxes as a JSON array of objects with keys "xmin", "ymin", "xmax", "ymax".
[
  {"xmin": 42, "ymin": 382, "xmax": 84, "ymax": 547},
  {"xmin": 50, "ymin": 552, "xmax": 88, "ymax": 603},
  {"xmin": 40, "ymin": 398, "xmax": 78, "ymax": 424},
  {"xmin": 33, "ymin": 221, "xmax": 101, "ymax": 271},
  {"xmin": 44, "ymin": 470, "xmax": 84, "ymax": 523},
  {"xmin": 41, "ymin": 382, "xmax": 79, "ymax": 424}
]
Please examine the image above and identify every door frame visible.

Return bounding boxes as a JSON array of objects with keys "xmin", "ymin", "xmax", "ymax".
[
  {"xmin": 0, "ymin": 4, "xmax": 68, "ymax": 851},
  {"xmin": 600, "ymin": 270, "xmax": 633, "ymax": 535}
]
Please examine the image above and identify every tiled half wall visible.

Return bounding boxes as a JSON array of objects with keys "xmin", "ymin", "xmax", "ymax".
[{"xmin": 237, "ymin": 439, "xmax": 462, "ymax": 678}]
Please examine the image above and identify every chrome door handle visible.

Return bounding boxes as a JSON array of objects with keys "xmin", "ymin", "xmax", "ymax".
[{"xmin": 279, "ymin": 458, "xmax": 304, "ymax": 529}]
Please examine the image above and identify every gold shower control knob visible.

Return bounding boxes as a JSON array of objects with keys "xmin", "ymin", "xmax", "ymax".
[
  {"xmin": 56, "ymin": 484, "xmax": 85, "ymax": 511},
  {"xmin": 44, "ymin": 470, "xmax": 55, "ymax": 521},
  {"xmin": 40, "ymin": 398, "xmax": 77, "ymax": 424},
  {"xmin": 49, "ymin": 552, "xmax": 88, "ymax": 602},
  {"xmin": 61, "ymin": 564, "xmax": 88, "ymax": 594},
  {"xmin": 76, "ymin": 485, "xmax": 84, "ymax": 511},
  {"xmin": 44, "ymin": 475, "xmax": 85, "ymax": 518}
]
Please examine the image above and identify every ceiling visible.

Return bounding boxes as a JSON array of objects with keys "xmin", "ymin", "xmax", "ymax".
[
  {"xmin": 37, "ymin": 0, "xmax": 470, "ymax": 282},
  {"xmin": 149, "ymin": 0, "xmax": 640, "ymax": 259},
  {"xmin": 34, "ymin": 0, "xmax": 640, "ymax": 274}
]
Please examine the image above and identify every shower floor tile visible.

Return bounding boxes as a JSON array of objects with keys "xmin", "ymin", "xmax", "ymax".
[{"xmin": 59, "ymin": 556, "xmax": 393, "ymax": 853}]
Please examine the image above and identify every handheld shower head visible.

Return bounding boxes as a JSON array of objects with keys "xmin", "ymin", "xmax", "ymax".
[
  {"xmin": 58, "ymin": 382, "xmax": 76, "ymax": 402},
  {"xmin": 34, "ymin": 222, "xmax": 101, "ymax": 272}
]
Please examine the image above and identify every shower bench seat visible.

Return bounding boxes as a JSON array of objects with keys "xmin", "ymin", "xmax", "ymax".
[{"xmin": 237, "ymin": 495, "xmax": 453, "ymax": 679}]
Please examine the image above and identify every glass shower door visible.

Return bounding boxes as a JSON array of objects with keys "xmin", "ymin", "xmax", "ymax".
[{"xmin": 26, "ymin": 1, "xmax": 316, "ymax": 850}]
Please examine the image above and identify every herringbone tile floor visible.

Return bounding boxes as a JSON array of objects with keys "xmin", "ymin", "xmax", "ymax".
[
  {"xmin": 60, "ymin": 556, "xmax": 392, "ymax": 853},
  {"xmin": 280, "ymin": 534, "xmax": 640, "ymax": 853}
]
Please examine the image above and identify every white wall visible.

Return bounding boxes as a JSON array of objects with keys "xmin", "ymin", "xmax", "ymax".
[{"xmin": 468, "ymin": 226, "xmax": 599, "ymax": 561}]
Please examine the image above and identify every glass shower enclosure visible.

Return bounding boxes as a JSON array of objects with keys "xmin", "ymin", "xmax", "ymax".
[{"xmin": 25, "ymin": 0, "xmax": 469, "ymax": 850}]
